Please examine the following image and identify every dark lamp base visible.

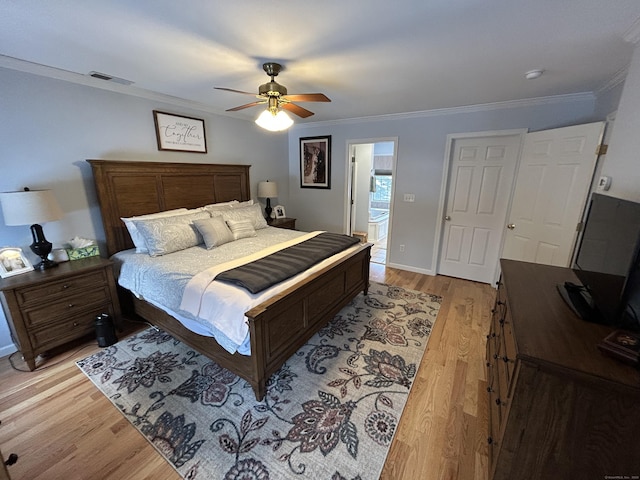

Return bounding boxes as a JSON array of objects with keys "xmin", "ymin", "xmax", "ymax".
[{"xmin": 34, "ymin": 258, "xmax": 58, "ymax": 270}]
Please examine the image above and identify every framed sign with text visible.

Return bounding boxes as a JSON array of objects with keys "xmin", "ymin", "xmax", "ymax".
[{"xmin": 153, "ymin": 110, "xmax": 207, "ymax": 153}]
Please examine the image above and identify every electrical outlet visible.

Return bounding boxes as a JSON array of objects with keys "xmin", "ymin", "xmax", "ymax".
[
  {"xmin": 399, "ymin": 244, "xmax": 405, "ymax": 252},
  {"xmin": 403, "ymin": 193, "xmax": 415, "ymax": 202}
]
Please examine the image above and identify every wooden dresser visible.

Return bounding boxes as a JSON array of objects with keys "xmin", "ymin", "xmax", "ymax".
[
  {"xmin": 0, "ymin": 257, "xmax": 121, "ymax": 370},
  {"xmin": 487, "ymin": 259, "xmax": 640, "ymax": 480}
]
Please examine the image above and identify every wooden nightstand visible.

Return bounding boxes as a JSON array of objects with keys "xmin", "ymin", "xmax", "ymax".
[
  {"xmin": 268, "ymin": 217, "xmax": 296, "ymax": 230},
  {"xmin": 0, "ymin": 257, "xmax": 121, "ymax": 371}
]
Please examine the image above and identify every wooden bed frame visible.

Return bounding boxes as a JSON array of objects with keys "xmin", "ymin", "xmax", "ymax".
[{"xmin": 88, "ymin": 159, "xmax": 371, "ymax": 400}]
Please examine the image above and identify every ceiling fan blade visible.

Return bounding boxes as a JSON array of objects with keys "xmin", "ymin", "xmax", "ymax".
[
  {"xmin": 215, "ymin": 87, "xmax": 258, "ymax": 96},
  {"xmin": 226, "ymin": 101, "xmax": 266, "ymax": 112},
  {"xmin": 282, "ymin": 93, "xmax": 331, "ymax": 103},
  {"xmin": 281, "ymin": 102, "xmax": 315, "ymax": 118}
]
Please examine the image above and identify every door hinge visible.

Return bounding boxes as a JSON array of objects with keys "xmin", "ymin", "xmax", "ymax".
[
  {"xmin": 576, "ymin": 221, "xmax": 584, "ymax": 232},
  {"xmin": 596, "ymin": 144, "xmax": 608, "ymax": 155}
]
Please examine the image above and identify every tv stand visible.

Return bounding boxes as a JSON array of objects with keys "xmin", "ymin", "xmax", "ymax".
[
  {"xmin": 487, "ymin": 259, "xmax": 640, "ymax": 480},
  {"xmin": 556, "ymin": 281, "xmax": 605, "ymax": 325}
]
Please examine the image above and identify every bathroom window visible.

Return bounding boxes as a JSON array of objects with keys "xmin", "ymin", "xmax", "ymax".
[{"xmin": 372, "ymin": 175, "xmax": 392, "ymax": 209}]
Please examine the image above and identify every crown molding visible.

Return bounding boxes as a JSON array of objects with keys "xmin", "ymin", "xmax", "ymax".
[
  {"xmin": 597, "ymin": 65, "xmax": 630, "ymax": 93},
  {"xmin": 624, "ymin": 17, "xmax": 640, "ymax": 44},
  {"xmin": 0, "ymin": 54, "xmax": 236, "ymax": 117},
  {"xmin": 293, "ymin": 92, "xmax": 596, "ymax": 130}
]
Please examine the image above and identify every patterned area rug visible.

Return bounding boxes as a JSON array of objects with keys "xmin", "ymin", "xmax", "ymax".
[{"xmin": 77, "ymin": 282, "xmax": 442, "ymax": 479}]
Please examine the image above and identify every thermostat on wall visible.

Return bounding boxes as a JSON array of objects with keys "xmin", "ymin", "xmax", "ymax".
[{"xmin": 597, "ymin": 175, "xmax": 611, "ymax": 191}]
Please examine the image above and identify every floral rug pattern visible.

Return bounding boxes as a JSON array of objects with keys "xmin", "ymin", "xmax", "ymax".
[{"xmin": 77, "ymin": 282, "xmax": 441, "ymax": 479}]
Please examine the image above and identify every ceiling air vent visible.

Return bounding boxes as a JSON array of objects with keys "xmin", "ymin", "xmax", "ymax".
[{"xmin": 88, "ymin": 71, "xmax": 134, "ymax": 86}]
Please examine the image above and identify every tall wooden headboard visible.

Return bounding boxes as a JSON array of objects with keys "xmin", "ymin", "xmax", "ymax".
[{"xmin": 88, "ymin": 160, "xmax": 251, "ymax": 256}]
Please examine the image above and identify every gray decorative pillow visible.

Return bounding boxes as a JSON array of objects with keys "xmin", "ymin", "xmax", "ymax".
[
  {"xmin": 193, "ymin": 216, "xmax": 234, "ymax": 249},
  {"xmin": 226, "ymin": 218, "xmax": 257, "ymax": 240},
  {"xmin": 133, "ymin": 211, "xmax": 210, "ymax": 256},
  {"xmin": 222, "ymin": 203, "xmax": 268, "ymax": 230}
]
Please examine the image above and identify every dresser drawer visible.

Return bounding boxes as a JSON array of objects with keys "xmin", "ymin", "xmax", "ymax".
[
  {"xmin": 29, "ymin": 303, "xmax": 115, "ymax": 351},
  {"xmin": 22, "ymin": 287, "xmax": 112, "ymax": 329},
  {"xmin": 15, "ymin": 270, "xmax": 108, "ymax": 306}
]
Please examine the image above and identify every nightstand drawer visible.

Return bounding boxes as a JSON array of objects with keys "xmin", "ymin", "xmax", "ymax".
[
  {"xmin": 22, "ymin": 287, "xmax": 112, "ymax": 329},
  {"xmin": 29, "ymin": 304, "xmax": 115, "ymax": 351},
  {"xmin": 15, "ymin": 270, "xmax": 108, "ymax": 306}
]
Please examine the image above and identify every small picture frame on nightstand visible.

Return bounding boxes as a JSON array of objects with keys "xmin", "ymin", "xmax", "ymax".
[
  {"xmin": 0, "ymin": 247, "xmax": 34, "ymax": 278},
  {"xmin": 274, "ymin": 205, "xmax": 286, "ymax": 219}
]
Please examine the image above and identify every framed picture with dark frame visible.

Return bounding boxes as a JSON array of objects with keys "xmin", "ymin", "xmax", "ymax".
[
  {"xmin": 300, "ymin": 136, "xmax": 331, "ymax": 189},
  {"xmin": 153, "ymin": 110, "xmax": 207, "ymax": 153}
]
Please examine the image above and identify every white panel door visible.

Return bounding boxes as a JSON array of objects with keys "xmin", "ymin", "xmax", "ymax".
[
  {"xmin": 438, "ymin": 135, "xmax": 521, "ymax": 283},
  {"xmin": 502, "ymin": 122, "xmax": 604, "ymax": 266}
]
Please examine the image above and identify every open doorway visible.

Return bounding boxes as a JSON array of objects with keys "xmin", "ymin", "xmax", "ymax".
[{"xmin": 346, "ymin": 139, "xmax": 397, "ymax": 265}]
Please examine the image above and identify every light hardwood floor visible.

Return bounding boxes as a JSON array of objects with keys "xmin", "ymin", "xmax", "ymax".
[{"xmin": 0, "ymin": 264, "xmax": 495, "ymax": 480}]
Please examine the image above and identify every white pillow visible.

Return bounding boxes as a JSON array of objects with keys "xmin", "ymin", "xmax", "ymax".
[
  {"xmin": 121, "ymin": 208, "xmax": 188, "ymax": 253},
  {"xmin": 133, "ymin": 211, "xmax": 210, "ymax": 256},
  {"xmin": 193, "ymin": 216, "xmax": 234, "ymax": 249},
  {"xmin": 221, "ymin": 203, "xmax": 268, "ymax": 230},
  {"xmin": 226, "ymin": 219, "xmax": 257, "ymax": 240},
  {"xmin": 230, "ymin": 199, "xmax": 254, "ymax": 208}
]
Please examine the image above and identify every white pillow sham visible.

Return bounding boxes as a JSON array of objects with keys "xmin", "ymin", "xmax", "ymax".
[
  {"xmin": 221, "ymin": 203, "xmax": 268, "ymax": 230},
  {"xmin": 121, "ymin": 208, "xmax": 188, "ymax": 253}
]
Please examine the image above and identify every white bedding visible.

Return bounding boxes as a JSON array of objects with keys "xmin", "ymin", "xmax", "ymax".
[{"xmin": 112, "ymin": 227, "xmax": 360, "ymax": 355}]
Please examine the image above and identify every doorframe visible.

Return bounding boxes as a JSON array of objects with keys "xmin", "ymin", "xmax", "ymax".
[
  {"xmin": 433, "ymin": 129, "xmax": 527, "ymax": 283},
  {"xmin": 344, "ymin": 137, "xmax": 398, "ymax": 263}
]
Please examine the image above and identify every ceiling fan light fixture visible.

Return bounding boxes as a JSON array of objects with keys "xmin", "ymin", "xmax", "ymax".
[{"xmin": 255, "ymin": 109, "xmax": 294, "ymax": 132}]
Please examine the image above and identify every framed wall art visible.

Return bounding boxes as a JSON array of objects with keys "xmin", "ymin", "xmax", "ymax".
[
  {"xmin": 153, "ymin": 110, "xmax": 207, "ymax": 153},
  {"xmin": 300, "ymin": 135, "xmax": 331, "ymax": 189},
  {"xmin": 0, "ymin": 247, "xmax": 34, "ymax": 278}
]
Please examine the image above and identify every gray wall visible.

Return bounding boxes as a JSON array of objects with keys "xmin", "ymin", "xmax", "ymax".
[
  {"xmin": 601, "ymin": 44, "xmax": 640, "ymax": 202},
  {"xmin": 0, "ymin": 67, "xmax": 287, "ymax": 356},
  {"xmin": 286, "ymin": 97, "xmax": 602, "ymax": 274}
]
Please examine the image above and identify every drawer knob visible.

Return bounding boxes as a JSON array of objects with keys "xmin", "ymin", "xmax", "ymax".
[
  {"xmin": 62, "ymin": 284, "xmax": 70, "ymax": 289},
  {"xmin": 68, "ymin": 303, "xmax": 75, "ymax": 308},
  {"xmin": 4, "ymin": 452, "xmax": 18, "ymax": 466},
  {"xmin": 487, "ymin": 436, "xmax": 493, "ymax": 445},
  {"xmin": 73, "ymin": 322, "xmax": 79, "ymax": 327},
  {"xmin": 502, "ymin": 355, "xmax": 510, "ymax": 363}
]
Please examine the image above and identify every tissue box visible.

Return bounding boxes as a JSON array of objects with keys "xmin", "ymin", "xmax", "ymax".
[{"xmin": 66, "ymin": 245, "xmax": 100, "ymax": 260}]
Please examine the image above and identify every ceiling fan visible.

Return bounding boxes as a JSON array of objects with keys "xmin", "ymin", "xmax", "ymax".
[{"xmin": 215, "ymin": 62, "xmax": 331, "ymax": 129}]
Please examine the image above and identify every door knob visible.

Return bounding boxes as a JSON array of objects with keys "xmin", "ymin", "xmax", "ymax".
[
  {"xmin": 507, "ymin": 223, "xmax": 516, "ymax": 230},
  {"xmin": 445, "ymin": 215, "xmax": 451, "ymax": 221}
]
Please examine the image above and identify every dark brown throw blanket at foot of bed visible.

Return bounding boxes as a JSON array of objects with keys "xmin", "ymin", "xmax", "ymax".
[{"xmin": 216, "ymin": 232, "xmax": 360, "ymax": 293}]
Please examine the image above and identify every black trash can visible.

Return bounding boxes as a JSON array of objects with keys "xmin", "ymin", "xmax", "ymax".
[{"xmin": 95, "ymin": 313, "xmax": 118, "ymax": 347}]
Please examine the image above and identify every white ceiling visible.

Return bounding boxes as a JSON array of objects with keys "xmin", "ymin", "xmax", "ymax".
[{"xmin": 2, "ymin": 0, "xmax": 640, "ymax": 124}]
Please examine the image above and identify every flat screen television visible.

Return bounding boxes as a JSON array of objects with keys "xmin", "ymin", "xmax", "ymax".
[{"xmin": 562, "ymin": 192, "xmax": 640, "ymax": 332}]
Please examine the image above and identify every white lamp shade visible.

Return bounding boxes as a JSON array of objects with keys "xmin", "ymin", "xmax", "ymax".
[
  {"xmin": 255, "ymin": 109, "xmax": 294, "ymax": 132},
  {"xmin": 0, "ymin": 189, "xmax": 63, "ymax": 226},
  {"xmin": 258, "ymin": 181, "xmax": 278, "ymax": 198}
]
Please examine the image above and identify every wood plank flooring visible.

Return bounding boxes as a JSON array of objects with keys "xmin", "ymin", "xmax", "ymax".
[{"xmin": 0, "ymin": 265, "xmax": 495, "ymax": 480}]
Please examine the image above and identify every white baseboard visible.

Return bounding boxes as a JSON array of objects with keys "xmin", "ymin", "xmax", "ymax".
[{"xmin": 386, "ymin": 262, "xmax": 435, "ymax": 276}]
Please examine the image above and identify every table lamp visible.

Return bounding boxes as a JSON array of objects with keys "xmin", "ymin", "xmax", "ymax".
[
  {"xmin": 257, "ymin": 180, "xmax": 278, "ymax": 219},
  {"xmin": 0, "ymin": 188, "xmax": 64, "ymax": 270}
]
